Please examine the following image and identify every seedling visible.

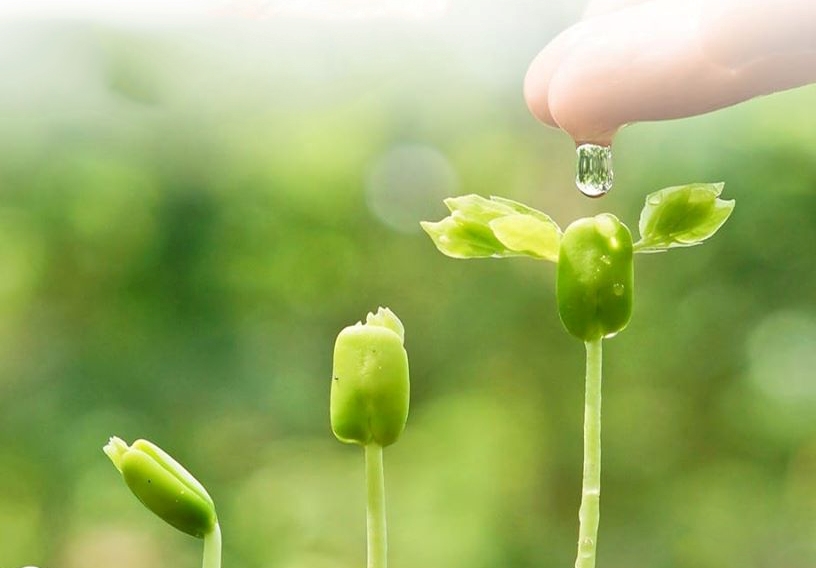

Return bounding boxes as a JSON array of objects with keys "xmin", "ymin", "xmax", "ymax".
[
  {"xmin": 422, "ymin": 183, "xmax": 735, "ymax": 568},
  {"xmin": 104, "ymin": 436, "xmax": 222, "ymax": 568},
  {"xmin": 331, "ymin": 307, "xmax": 410, "ymax": 568}
]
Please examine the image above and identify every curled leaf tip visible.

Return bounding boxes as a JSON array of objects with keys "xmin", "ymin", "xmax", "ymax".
[
  {"xmin": 103, "ymin": 436, "xmax": 129, "ymax": 473},
  {"xmin": 365, "ymin": 306, "xmax": 405, "ymax": 343}
]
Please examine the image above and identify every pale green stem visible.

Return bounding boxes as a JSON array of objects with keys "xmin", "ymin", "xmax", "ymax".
[
  {"xmin": 575, "ymin": 338, "xmax": 603, "ymax": 568},
  {"xmin": 365, "ymin": 443, "xmax": 387, "ymax": 568},
  {"xmin": 202, "ymin": 522, "xmax": 222, "ymax": 568}
]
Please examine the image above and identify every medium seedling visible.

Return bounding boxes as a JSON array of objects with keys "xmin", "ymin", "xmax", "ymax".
[
  {"xmin": 422, "ymin": 183, "xmax": 735, "ymax": 568},
  {"xmin": 104, "ymin": 436, "xmax": 222, "ymax": 568},
  {"xmin": 331, "ymin": 307, "xmax": 410, "ymax": 568}
]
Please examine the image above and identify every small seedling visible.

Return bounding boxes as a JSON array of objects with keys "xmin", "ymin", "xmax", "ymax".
[
  {"xmin": 104, "ymin": 436, "xmax": 222, "ymax": 568},
  {"xmin": 331, "ymin": 307, "xmax": 410, "ymax": 568},
  {"xmin": 422, "ymin": 183, "xmax": 734, "ymax": 568}
]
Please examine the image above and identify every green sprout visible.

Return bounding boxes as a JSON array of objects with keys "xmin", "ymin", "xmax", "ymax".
[
  {"xmin": 331, "ymin": 307, "xmax": 410, "ymax": 568},
  {"xmin": 104, "ymin": 436, "xmax": 222, "ymax": 568},
  {"xmin": 422, "ymin": 183, "xmax": 735, "ymax": 568}
]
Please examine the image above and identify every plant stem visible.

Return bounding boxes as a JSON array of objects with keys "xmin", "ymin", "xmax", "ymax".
[
  {"xmin": 365, "ymin": 443, "xmax": 387, "ymax": 568},
  {"xmin": 202, "ymin": 523, "xmax": 222, "ymax": 568},
  {"xmin": 575, "ymin": 338, "xmax": 603, "ymax": 568}
]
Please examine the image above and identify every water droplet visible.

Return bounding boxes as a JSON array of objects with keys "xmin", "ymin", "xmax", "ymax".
[
  {"xmin": 576, "ymin": 143, "xmax": 613, "ymax": 198},
  {"xmin": 600, "ymin": 254, "xmax": 612, "ymax": 266},
  {"xmin": 613, "ymin": 283, "xmax": 625, "ymax": 296}
]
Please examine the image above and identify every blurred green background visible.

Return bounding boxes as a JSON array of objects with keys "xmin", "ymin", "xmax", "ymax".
[{"xmin": 1, "ymin": 3, "xmax": 816, "ymax": 568}]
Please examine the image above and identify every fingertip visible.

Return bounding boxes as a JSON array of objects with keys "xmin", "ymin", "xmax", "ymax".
[
  {"xmin": 547, "ymin": 61, "xmax": 618, "ymax": 146},
  {"xmin": 524, "ymin": 49, "xmax": 559, "ymax": 128},
  {"xmin": 524, "ymin": 25, "xmax": 590, "ymax": 129},
  {"xmin": 582, "ymin": 0, "xmax": 652, "ymax": 19}
]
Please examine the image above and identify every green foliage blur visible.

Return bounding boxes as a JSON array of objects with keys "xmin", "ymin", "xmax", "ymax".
[{"xmin": 1, "ymin": 11, "xmax": 816, "ymax": 568}]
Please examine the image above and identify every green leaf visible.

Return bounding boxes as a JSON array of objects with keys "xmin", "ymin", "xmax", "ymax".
[
  {"xmin": 420, "ymin": 217, "xmax": 507, "ymax": 259},
  {"xmin": 634, "ymin": 183, "xmax": 735, "ymax": 253},
  {"xmin": 489, "ymin": 214, "xmax": 560, "ymax": 261},
  {"xmin": 421, "ymin": 194, "xmax": 562, "ymax": 261},
  {"xmin": 484, "ymin": 195, "xmax": 559, "ymax": 224},
  {"xmin": 444, "ymin": 194, "xmax": 518, "ymax": 221}
]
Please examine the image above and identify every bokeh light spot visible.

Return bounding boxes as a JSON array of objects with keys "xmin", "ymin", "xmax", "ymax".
[
  {"xmin": 365, "ymin": 144, "xmax": 459, "ymax": 234},
  {"xmin": 747, "ymin": 310, "xmax": 816, "ymax": 403}
]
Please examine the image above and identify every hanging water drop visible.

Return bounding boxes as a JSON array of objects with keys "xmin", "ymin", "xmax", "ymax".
[{"xmin": 576, "ymin": 143, "xmax": 613, "ymax": 198}]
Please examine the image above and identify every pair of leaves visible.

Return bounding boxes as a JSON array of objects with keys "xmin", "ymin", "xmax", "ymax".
[
  {"xmin": 422, "ymin": 183, "xmax": 735, "ymax": 260},
  {"xmin": 419, "ymin": 195, "xmax": 561, "ymax": 262}
]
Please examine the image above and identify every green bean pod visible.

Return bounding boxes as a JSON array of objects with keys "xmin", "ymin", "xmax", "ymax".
[
  {"xmin": 331, "ymin": 307, "xmax": 410, "ymax": 447},
  {"xmin": 557, "ymin": 213, "xmax": 634, "ymax": 341},
  {"xmin": 104, "ymin": 436, "xmax": 217, "ymax": 538}
]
